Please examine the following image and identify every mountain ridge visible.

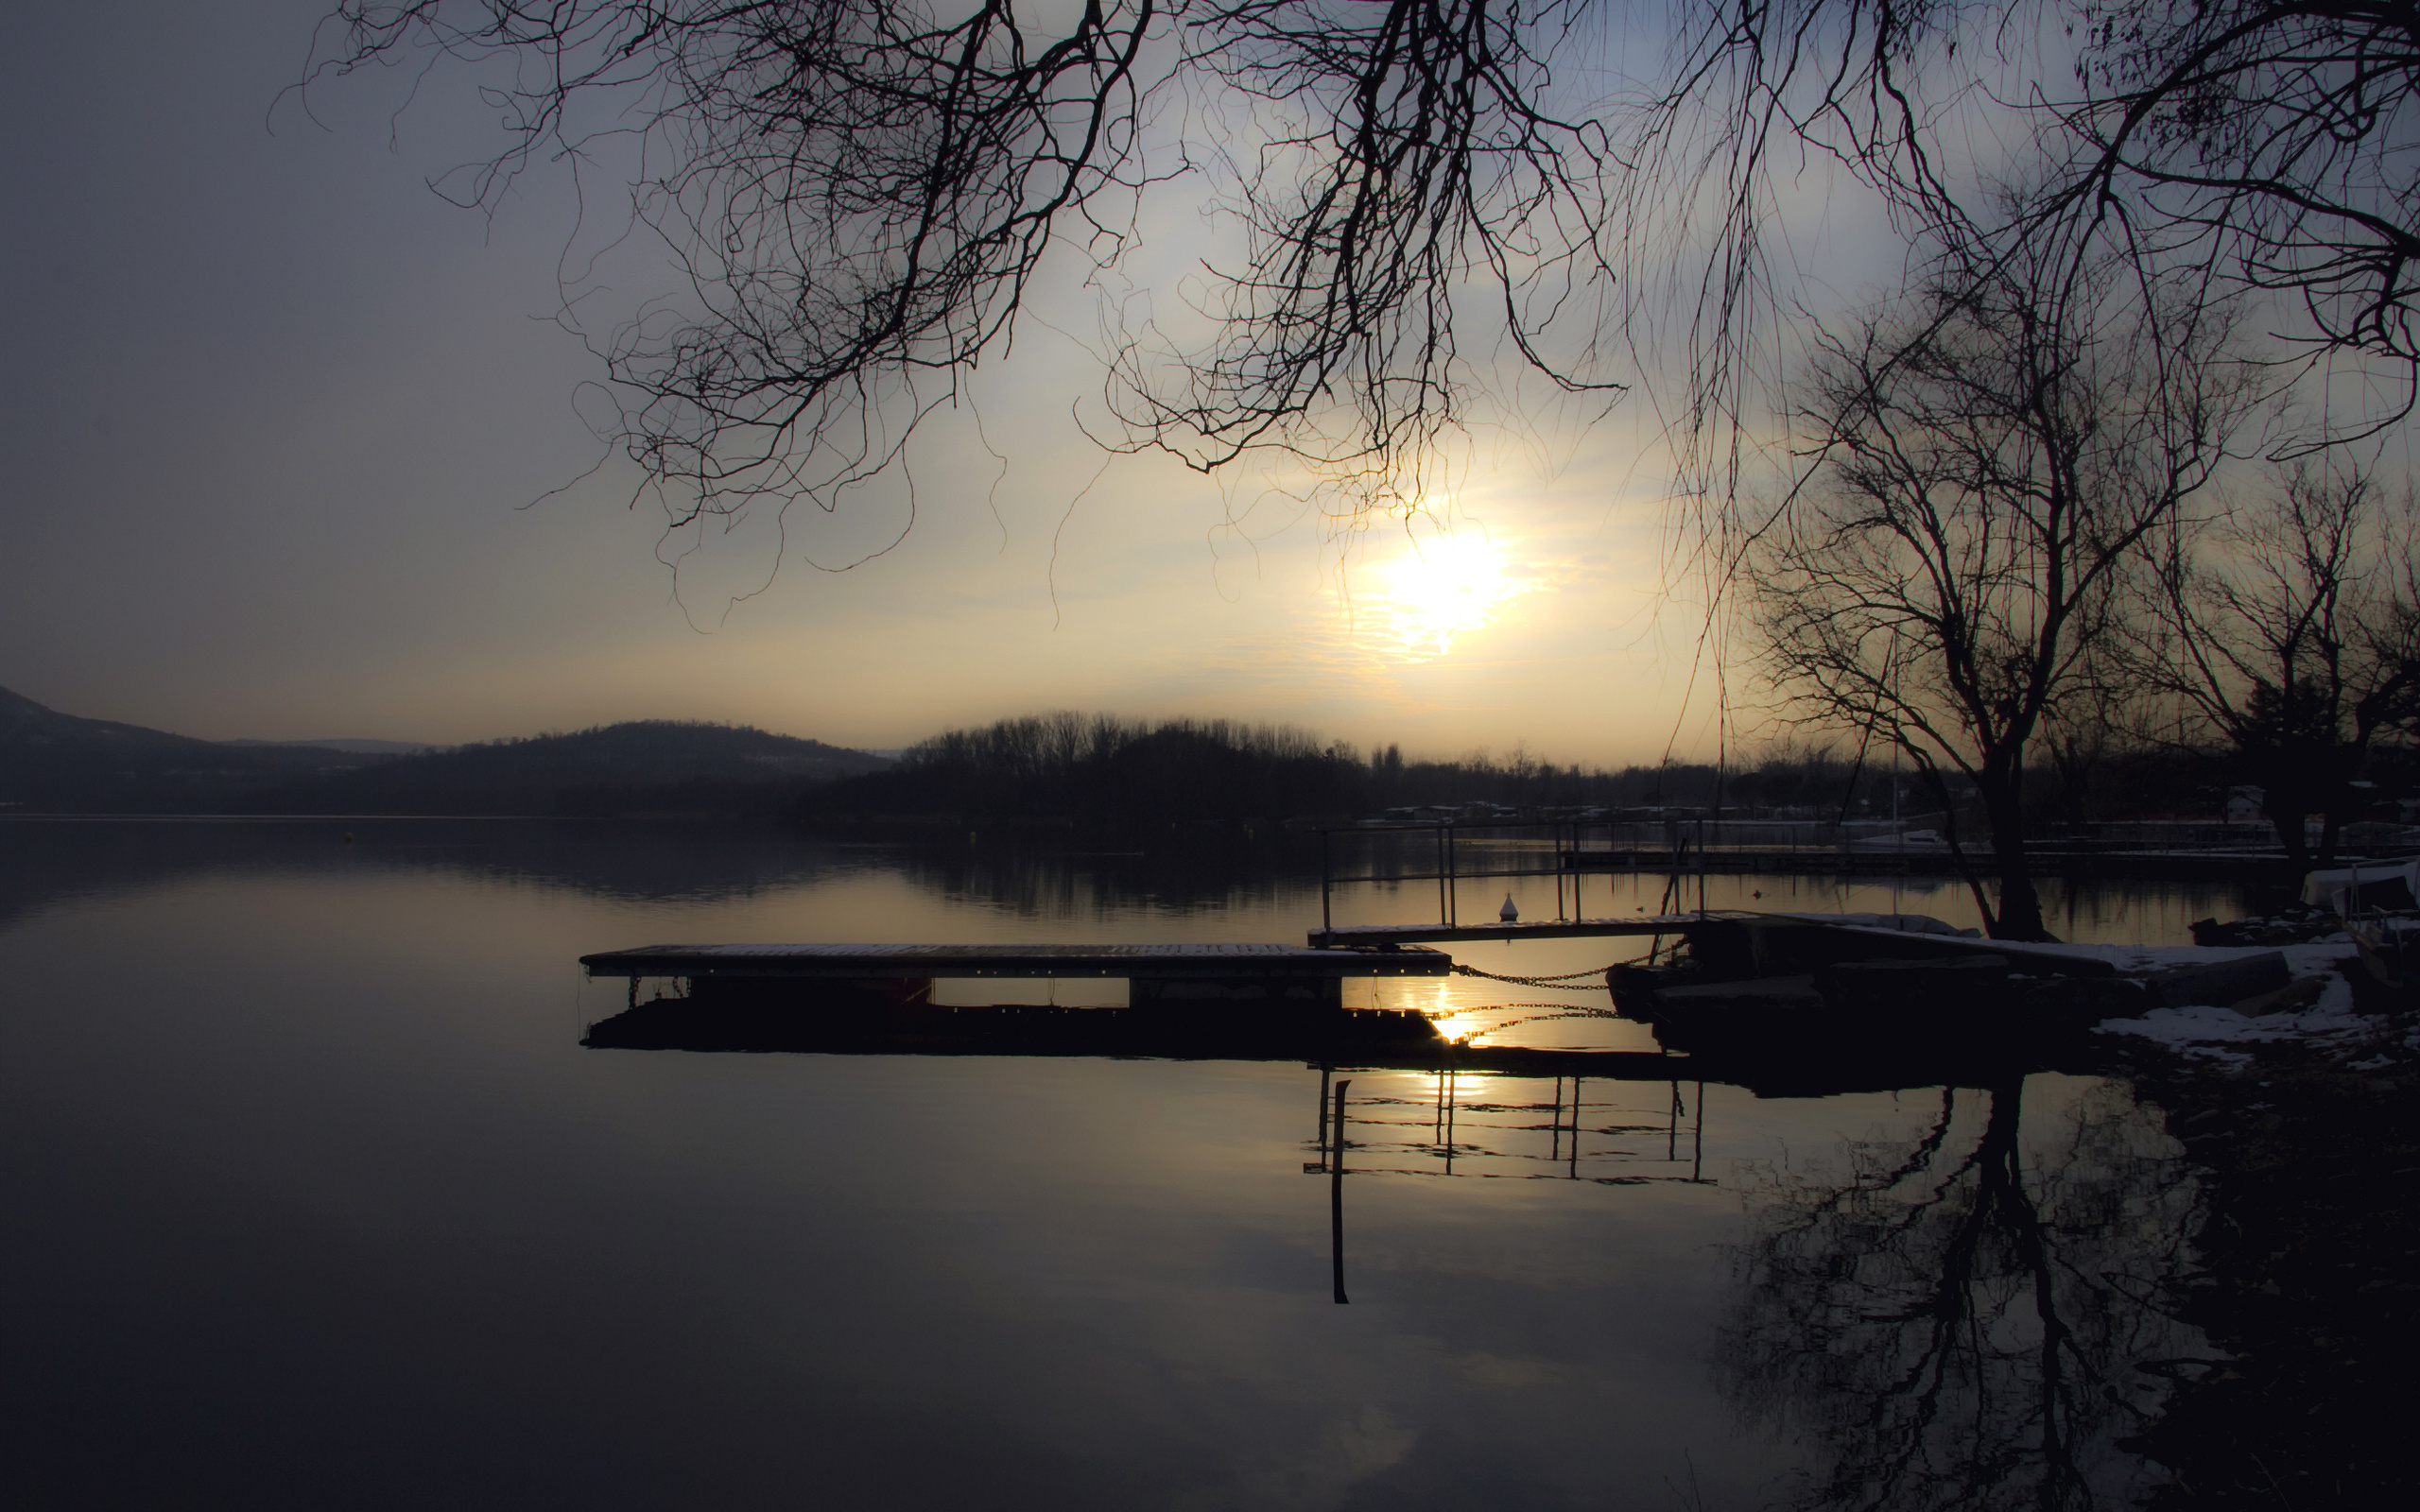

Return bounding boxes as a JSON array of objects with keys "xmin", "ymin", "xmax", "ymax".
[{"xmin": 0, "ymin": 688, "xmax": 889, "ymax": 816}]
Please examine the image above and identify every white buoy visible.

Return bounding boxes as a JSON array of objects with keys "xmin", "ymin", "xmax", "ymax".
[{"xmin": 1499, "ymin": 893, "xmax": 1519, "ymax": 922}]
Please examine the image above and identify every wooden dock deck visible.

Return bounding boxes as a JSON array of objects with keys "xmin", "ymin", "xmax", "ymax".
[
  {"xmin": 580, "ymin": 940, "xmax": 1456, "ymax": 1010},
  {"xmin": 579, "ymin": 941, "xmax": 1453, "ymax": 980}
]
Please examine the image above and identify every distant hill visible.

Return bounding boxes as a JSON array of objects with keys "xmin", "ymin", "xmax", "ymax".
[
  {"xmin": 238, "ymin": 720, "xmax": 892, "ymax": 816},
  {"xmin": 0, "ymin": 689, "xmax": 890, "ymax": 816},
  {"xmin": 0, "ymin": 686, "xmax": 377, "ymax": 813},
  {"xmin": 220, "ymin": 737, "xmax": 436, "ymax": 755}
]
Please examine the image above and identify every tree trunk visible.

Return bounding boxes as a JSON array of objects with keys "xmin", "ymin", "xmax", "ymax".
[
  {"xmin": 2317, "ymin": 809, "xmax": 2344, "ymax": 869},
  {"xmin": 1981, "ymin": 783, "xmax": 2052, "ymax": 942},
  {"xmin": 1991, "ymin": 841, "xmax": 2051, "ymax": 942},
  {"xmin": 2267, "ymin": 809, "xmax": 2312, "ymax": 869}
]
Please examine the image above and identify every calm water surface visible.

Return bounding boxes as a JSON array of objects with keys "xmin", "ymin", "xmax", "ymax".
[{"xmin": 1, "ymin": 820, "xmax": 2225, "ymax": 1509}]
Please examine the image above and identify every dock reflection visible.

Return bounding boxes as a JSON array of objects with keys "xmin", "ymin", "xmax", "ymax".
[
  {"xmin": 1305, "ymin": 1065, "xmax": 1711, "ymax": 1186},
  {"xmin": 582, "ymin": 983, "xmax": 1691, "ymax": 1074},
  {"xmin": 580, "ymin": 981, "xmax": 2077, "ymax": 1097},
  {"xmin": 584, "ymin": 985, "xmax": 1734, "ymax": 1196},
  {"xmin": 577, "ymin": 984, "xmax": 2207, "ymax": 1499},
  {"xmin": 1302, "ymin": 1066, "xmax": 1715, "ymax": 1307}
]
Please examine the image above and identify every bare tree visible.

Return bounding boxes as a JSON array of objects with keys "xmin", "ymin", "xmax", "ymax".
[
  {"xmin": 2133, "ymin": 467, "xmax": 2420, "ymax": 868},
  {"xmin": 1748, "ymin": 232, "xmax": 2251, "ymax": 940},
  {"xmin": 2053, "ymin": 2, "xmax": 2420, "ymax": 379},
  {"xmin": 306, "ymin": 1, "xmax": 1628, "ymax": 544},
  {"xmin": 300, "ymin": 0, "xmax": 2420, "ymax": 693},
  {"xmin": 1651, "ymin": 2, "xmax": 2420, "ymax": 421},
  {"xmin": 2035, "ymin": 656, "xmax": 2138, "ymax": 832}
]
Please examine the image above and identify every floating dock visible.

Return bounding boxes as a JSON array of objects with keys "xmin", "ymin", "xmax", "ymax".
[
  {"xmin": 579, "ymin": 940, "xmax": 1462, "ymax": 1059},
  {"xmin": 579, "ymin": 940, "xmax": 1452, "ymax": 1008}
]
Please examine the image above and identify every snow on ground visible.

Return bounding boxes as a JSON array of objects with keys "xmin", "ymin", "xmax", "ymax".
[
  {"xmin": 2280, "ymin": 941, "xmax": 2364, "ymax": 977},
  {"xmin": 2016, "ymin": 939, "xmax": 2358, "ymax": 973},
  {"xmin": 1810, "ymin": 914, "xmax": 2405, "ymax": 1066},
  {"xmin": 2095, "ymin": 966, "xmax": 2393, "ymax": 1066}
]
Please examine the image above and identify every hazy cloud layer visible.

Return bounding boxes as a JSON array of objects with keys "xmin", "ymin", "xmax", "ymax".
[{"xmin": 4, "ymin": 2, "xmax": 1794, "ymax": 764}]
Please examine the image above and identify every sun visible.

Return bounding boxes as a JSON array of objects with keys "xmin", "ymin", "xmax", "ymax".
[{"xmin": 1367, "ymin": 531, "xmax": 1532, "ymax": 657}]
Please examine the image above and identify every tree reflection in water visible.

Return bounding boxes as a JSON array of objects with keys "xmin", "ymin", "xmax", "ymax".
[{"xmin": 1718, "ymin": 1077, "xmax": 2203, "ymax": 1512}]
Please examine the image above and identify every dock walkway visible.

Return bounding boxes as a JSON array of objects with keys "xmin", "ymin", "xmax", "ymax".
[
  {"xmin": 580, "ymin": 941, "xmax": 1451, "ymax": 981},
  {"xmin": 579, "ymin": 940, "xmax": 1453, "ymax": 1010}
]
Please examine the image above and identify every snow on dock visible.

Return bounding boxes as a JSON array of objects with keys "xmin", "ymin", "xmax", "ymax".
[
  {"xmin": 579, "ymin": 941, "xmax": 1453, "ymax": 980},
  {"xmin": 581, "ymin": 941, "xmax": 1458, "ymax": 1018}
]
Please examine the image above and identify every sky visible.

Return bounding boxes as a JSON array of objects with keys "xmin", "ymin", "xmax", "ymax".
[{"xmin": 0, "ymin": 2, "xmax": 1900, "ymax": 765}]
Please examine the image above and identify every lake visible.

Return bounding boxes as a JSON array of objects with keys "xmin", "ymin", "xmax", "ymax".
[{"xmin": 0, "ymin": 818, "xmax": 2237, "ymax": 1509}]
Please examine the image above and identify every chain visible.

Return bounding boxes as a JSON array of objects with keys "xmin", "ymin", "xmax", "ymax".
[
  {"xmin": 1450, "ymin": 960, "xmax": 1634, "ymax": 988},
  {"xmin": 1451, "ymin": 1002, "xmax": 1625, "ymax": 1019},
  {"xmin": 1446, "ymin": 1003, "xmax": 1629, "ymax": 1041}
]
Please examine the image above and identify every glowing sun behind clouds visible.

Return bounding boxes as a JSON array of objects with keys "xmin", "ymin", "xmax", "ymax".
[{"xmin": 1364, "ymin": 529, "xmax": 1535, "ymax": 658}]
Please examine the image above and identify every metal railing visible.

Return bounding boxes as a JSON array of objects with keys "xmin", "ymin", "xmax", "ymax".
[{"xmin": 1318, "ymin": 817, "xmax": 1711, "ymax": 933}]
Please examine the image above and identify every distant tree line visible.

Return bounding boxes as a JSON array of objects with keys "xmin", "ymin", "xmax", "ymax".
[
  {"xmin": 799, "ymin": 713, "xmax": 1355, "ymax": 824},
  {"xmin": 798, "ymin": 711, "xmax": 1689, "ymax": 825},
  {"xmin": 796, "ymin": 708, "xmax": 2420, "ymax": 868},
  {"xmin": 786, "ymin": 712, "xmax": 2009, "ymax": 827}
]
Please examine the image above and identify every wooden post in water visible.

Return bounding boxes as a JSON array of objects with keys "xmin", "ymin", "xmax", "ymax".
[
  {"xmin": 1569, "ymin": 1074, "xmax": 1582, "ymax": 1178},
  {"xmin": 1435, "ymin": 822, "xmax": 1448, "ymax": 926},
  {"xmin": 1430, "ymin": 1066, "xmax": 1443, "ymax": 1150},
  {"xmin": 1331, "ymin": 1078, "xmax": 1351, "ymax": 1305},
  {"xmin": 1321, "ymin": 829, "xmax": 1332, "ymax": 936},
  {"xmin": 1446, "ymin": 825, "xmax": 1458, "ymax": 926},
  {"xmin": 1692, "ymin": 1080, "xmax": 1706, "ymax": 1183},
  {"xmin": 1697, "ymin": 815, "xmax": 1708, "ymax": 915},
  {"xmin": 1443, "ymin": 1040, "xmax": 1456, "ymax": 1175},
  {"xmin": 1574, "ymin": 817, "xmax": 1584, "ymax": 922},
  {"xmin": 1315, "ymin": 1064, "xmax": 1332, "ymax": 1156}
]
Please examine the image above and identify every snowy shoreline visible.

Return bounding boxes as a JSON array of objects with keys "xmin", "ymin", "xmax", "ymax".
[{"xmin": 2076, "ymin": 936, "xmax": 2413, "ymax": 1068}]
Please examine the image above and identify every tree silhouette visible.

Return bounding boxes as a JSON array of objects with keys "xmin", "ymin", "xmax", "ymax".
[
  {"xmin": 308, "ymin": 4, "xmax": 2420, "ymax": 575},
  {"xmin": 1747, "ymin": 230, "xmax": 2250, "ymax": 940},
  {"xmin": 307, "ymin": 0, "xmax": 1626, "ymax": 539},
  {"xmin": 2132, "ymin": 467, "xmax": 2420, "ymax": 867},
  {"xmin": 1718, "ymin": 1078, "xmax": 2202, "ymax": 1511}
]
